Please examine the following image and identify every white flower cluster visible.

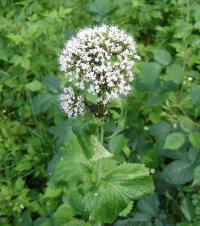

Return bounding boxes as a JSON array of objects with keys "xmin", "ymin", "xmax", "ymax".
[
  {"xmin": 59, "ymin": 25, "xmax": 139, "ymax": 105},
  {"xmin": 60, "ymin": 87, "xmax": 85, "ymax": 118}
]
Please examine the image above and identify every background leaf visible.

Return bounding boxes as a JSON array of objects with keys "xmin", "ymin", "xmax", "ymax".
[
  {"xmin": 162, "ymin": 160, "xmax": 195, "ymax": 185},
  {"xmin": 164, "ymin": 132, "xmax": 185, "ymax": 150},
  {"xmin": 139, "ymin": 62, "xmax": 162, "ymax": 85},
  {"xmin": 153, "ymin": 49, "xmax": 172, "ymax": 65},
  {"xmin": 189, "ymin": 132, "xmax": 200, "ymax": 148}
]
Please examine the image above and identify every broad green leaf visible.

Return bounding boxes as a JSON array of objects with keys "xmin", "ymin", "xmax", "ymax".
[
  {"xmin": 114, "ymin": 212, "xmax": 152, "ymax": 226},
  {"xmin": 153, "ymin": 49, "xmax": 172, "ymax": 65},
  {"xmin": 122, "ymin": 146, "xmax": 131, "ymax": 158},
  {"xmin": 109, "ymin": 134, "xmax": 128, "ymax": 154},
  {"xmin": 49, "ymin": 135, "xmax": 89, "ymax": 185},
  {"xmin": 49, "ymin": 121, "xmax": 73, "ymax": 148},
  {"xmin": 149, "ymin": 121, "xmax": 172, "ymax": 145},
  {"xmin": 142, "ymin": 149, "xmax": 161, "ymax": 168},
  {"xmin": 149, "ymin": 112, "xmax": 161, "ymax": 124},
  {"xmin": 147, "ymin": 91, "xmax": 165, "ymax": 107},
  {"xmin": 42, "ymin": 76, "xmax": 60, "ymax": 93},
  {"xmin": 180, "ymin": 197, "xmax": 194, "ymax": 221},
  {"xmin": 21, "ymin": 57, "xmax": 30, "ymax": 69},
  {"xmin": 33, "ymin": 217, "xmax": 51, "ymax": 226},
  {"xmin": 72, "ymin": 116, "xmax": 102, "ymax": 159},
  {"xmin": 64, "ymin": 219, "xmax": 91, "ymax": 226},
  {"xmin": 179, "ymin": 116, "xmax": 195, "ymax": 133},
  {"xmin": 87, "ymin": 0, "xmax": 113, "ymax": 16},
  {"xmin": 53, "ymin": 204, "xmax": 74, "ymax": 226},
  {"xmin": 164, "ymin": 132, "xmax": 185, "ymax": 150},
  {"xmin": 85, "ymin": 163, "xmax": 154, "ymax": 223},
  {"xmin": 176, "ymin": 222, "xmax": 193, "ymax": 226},
  {"xmin": 20, "ymin": 210, "xmax": 32, "ymax": 226},
  {"xmin": 189, "ymin": 132, "xmax": 200, "ymax": 148},
  {"xmin": 162, "ymin": 160, "xmax": 194, "ymax": 185},
  {"xmin": 187, "ymin": 147, "xmax": 199, "ymax": 164},
  {"xmin": 119, "ymin": 201, "xmax": 133, "ymax": 217},
  {"xmin": 191, "ymin": 85, "xmax": 200, "ymax": 106},
  {"xmin": 192, "ymin": 166, "xmax": 200, "ymax": 186},
  {"xmin": 91, "ymin": 136, "xmax": 113, "ymax": 161},
  {"xmin": 44, "ymin": 187, "xmax": 62, "ymax": 198},
  {"xmin": 137, "ymin": 194, "xmax": 159, "ymax": 216},
  {"xmin": 3, "ymin": 78, "xmax": 15, "ymax": 88},
  {"xmin": 109, "ymin": 98, "xmax": 126, "ymax": 111},
  {"xmin": 167, "ymin": 63, "xmax": 184, "ymax": 84},
  {"xmin": 161, "ymin": 80, "xmax": 178, "ymax": 92},
  {"xmin": 32, "ymin": 93, "xmax": 53, "ymax": 115},
  {"xmin": 26, "ymin": 80, "xmax": 43, "ymax": 91},
  {"xmin": 84, "ymin": 92, "xmax": 97, "ymax": 104},
  {"xmin": 63, "ymin": 189, "xmax": 85, "ymax": 215},
  {"xmin": 139, "ymin": 62, "xmax": 162, "ymax": 84}
]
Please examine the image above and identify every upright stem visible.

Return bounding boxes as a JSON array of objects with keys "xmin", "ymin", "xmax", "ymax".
[
  {"xmin": 95, "ymin": 122, "xmax": 104, "ymax": 226},
  {"xmin": 99, "ymin": 122, "xmax": 104, "ymax": 144},
  {"xmin": 96, "ymin": 122, "xmax": 104, "ymax": 184}
]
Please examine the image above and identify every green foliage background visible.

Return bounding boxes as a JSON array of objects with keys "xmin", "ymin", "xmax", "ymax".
[{"xmin": 0, "ymin": 0, "xmax": 200, "ymax": 225}]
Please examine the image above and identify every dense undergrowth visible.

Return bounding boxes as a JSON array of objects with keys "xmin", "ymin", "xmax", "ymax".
[{"xmin": 0, "ymin": 0, "xmax": 200, "ymax": 225}]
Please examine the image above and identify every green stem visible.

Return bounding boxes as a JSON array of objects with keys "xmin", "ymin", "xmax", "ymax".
[
  {"xmin": 96, "ymin": 123, "xmax": 104, "ymax": 184},
  {"xmin": 99, "ymin": 122, "xmax": 104, "ymax": 144},
  {"xmin": 94, "ymin": 112, "xmax": 105, "ymax": 226}
]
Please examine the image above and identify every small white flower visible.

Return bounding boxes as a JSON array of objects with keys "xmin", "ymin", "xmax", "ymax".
[
  {"xmin": 150, "ymin": 168, "xmax": 155, "ymax": 174},
  {"xmin": 188, "ymin": 76, "xmax": 193, "ymax": 81},
  {"xmin": 59, "ymin": 25, "xmax": 139, "ymax": 105},
  {"xmin": 60, "ymin": 87, "xmax": 85, "ymax": 118}
]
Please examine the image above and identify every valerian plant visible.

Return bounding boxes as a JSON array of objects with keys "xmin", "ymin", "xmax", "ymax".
[{"xmin": 46, "ymin": 25, "xmax": 154, "ymax": 225}]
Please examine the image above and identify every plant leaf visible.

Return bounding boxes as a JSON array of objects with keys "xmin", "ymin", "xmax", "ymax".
[
  {"xmin": 137, "ymin": 194, "xmax": 159, "ymax": 217},
  {"xmin": 49, "ymin": 135, "xmax": 89, "ymax": 185},
  {"xmin": 26, "ymin": 80, "xmax": 43, "ymax": 91},
  {"xmin": 85, "ymin": 163, "xmax": 154, "ymax": 223},
  {"xmin": 53, "ymin": 204, "xmax": 74, "ymax": 226},
  {"xmin": 153, "ymin": 49, "xmax": 172, "ymax": 65},
  {"xmin": 189, "ymin": 132, "xmax": 200, "ymax": 148},
  {"xmin": 191, "ymin": 85, "xmax": 200, "ymax": 106},
  {"xmin": 167, "ymin": 63, "xmax": 184, "ymax": 84},
  {"xmin": 139, "ymin": 62, "xmax": 162, "ymax": 84},
  {"xmin": 162, "ymin": 160, "xmax": 194, "ymax": 185},
  {"xmin": 192, "ymin": 166, "xmax": 200, "ymax": 186},
  {"xmin": 91, "ymin": 136, "xmax": 113, "ymax": 161},
  {"xmin": 179, "ymin": 116, "xmax": 195, "ymax": 133},
  {"xmin": 180, "ymin": 197, "xmax": 194, "ymax": 222},
  {"xmin": 164, "ymin": 132, "xmax": 185, "ymax": 150}
]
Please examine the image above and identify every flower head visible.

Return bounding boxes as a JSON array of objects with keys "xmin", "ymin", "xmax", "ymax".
[
  {"xmin": 59, "ymin": 25, "xmax": 139, "ymax": 105},
  {"xmin": 60, "ymin": 87, "xmax": 85, "ymax": 118}
]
